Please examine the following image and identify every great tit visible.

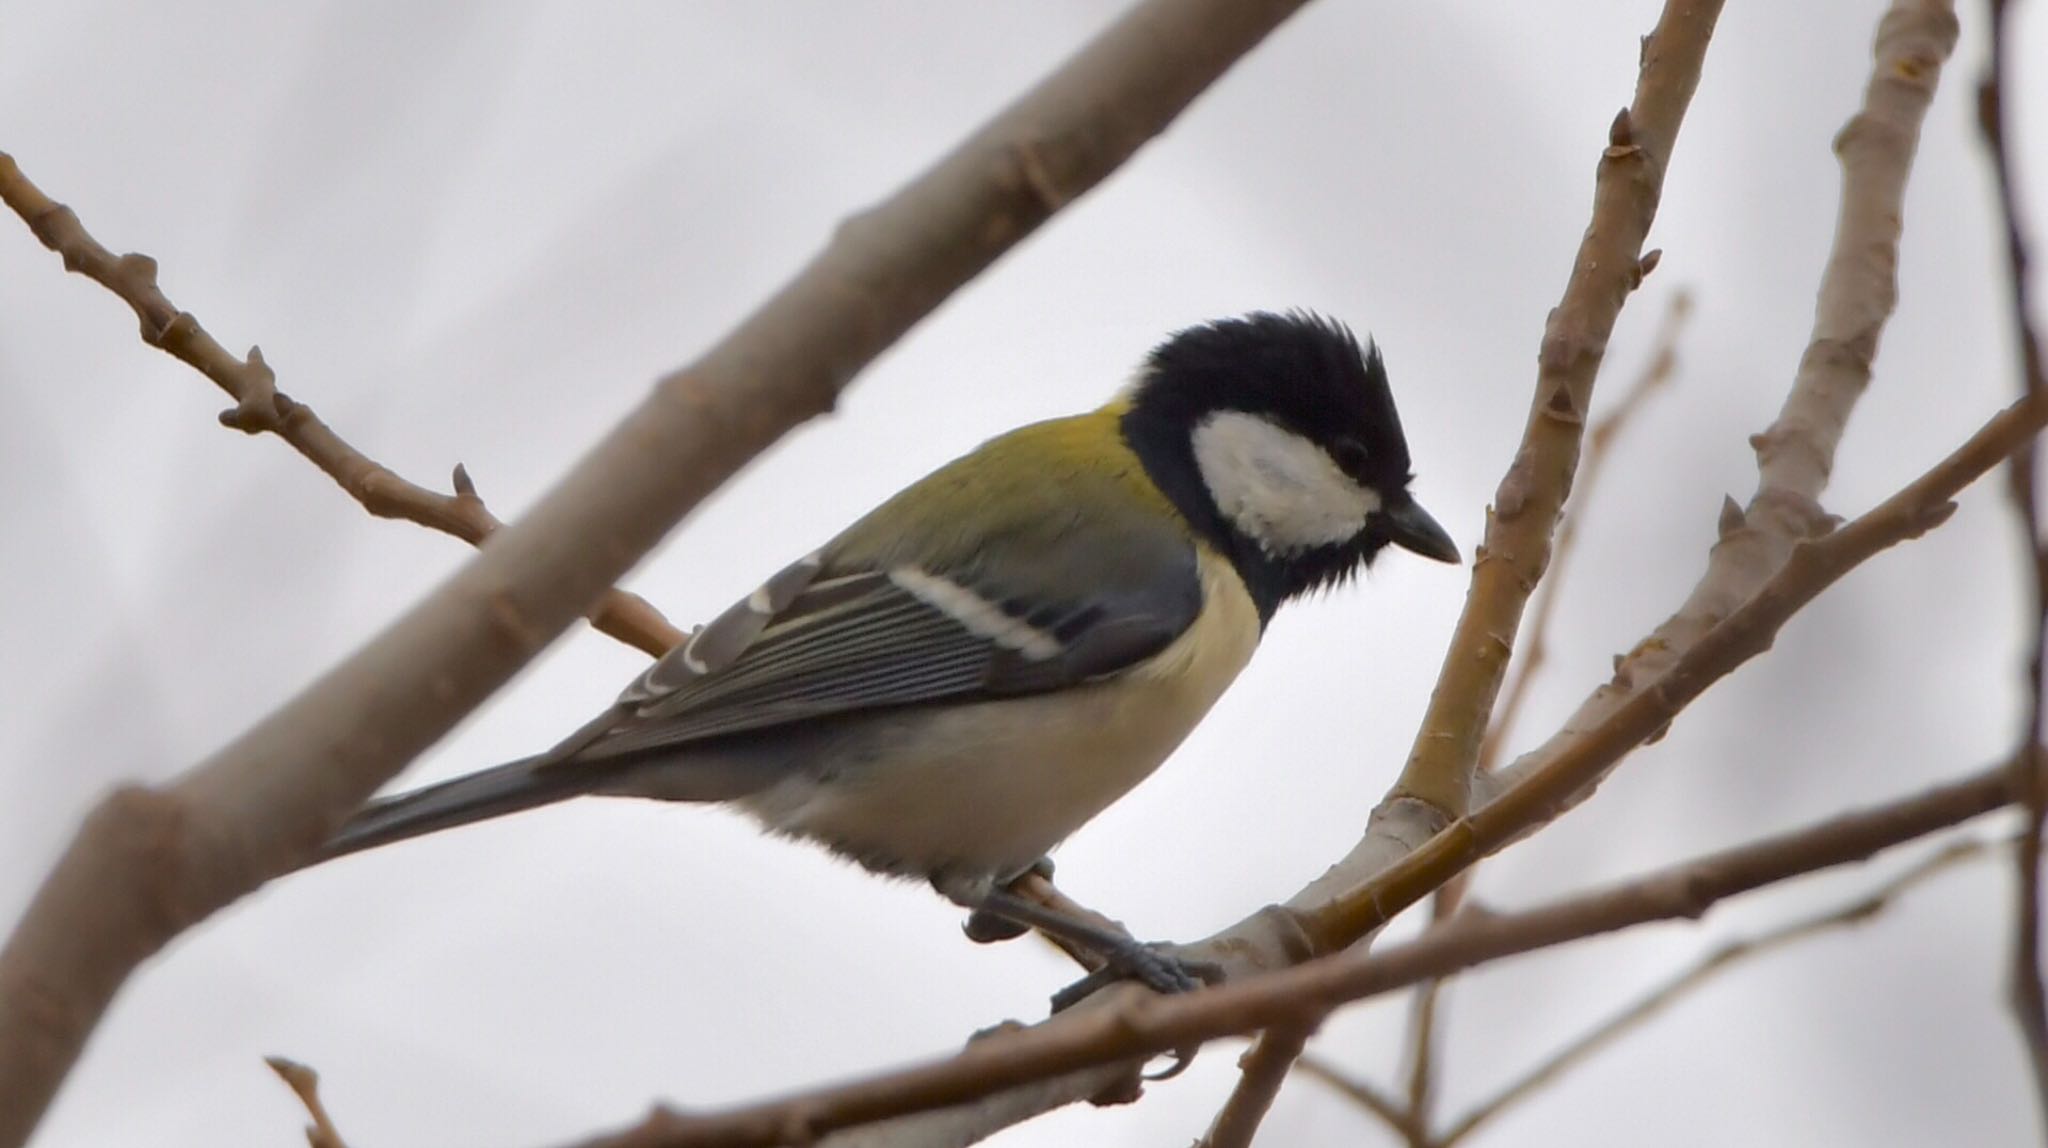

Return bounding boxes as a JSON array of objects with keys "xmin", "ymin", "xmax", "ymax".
[{"xmin": 316, "ymin": 311, "xmax": 1458, "ymax": 994}]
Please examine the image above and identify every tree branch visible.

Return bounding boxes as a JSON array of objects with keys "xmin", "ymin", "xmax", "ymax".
[
  {"xmin": 1296, "ymin": 835, "xmax": 1996, "ymax": 1147},
  {"xmin": 1296, "ymin": 1054, "xmax": 1428, "ymax": 1144},
  {"xmin": 1976, "ymin": 0, "xmax": 2048, "ymax": 1127},
  {"xmin": 267, "ymin": 1057, "xmax": 355, "ymax": 1148},
  {"xmin": 0, "ymin": 155, "xmax": 685, "ymax": 657},
  {"xmin": 1382, "ymin": 290, "xmax": 1693, "ymax": 1146},
  {"xmin": 1479, "ymin": 0, "xmax": 1960, "ymax": 820},
  {"xmin": 572, "ymin": 755, "xmax": 2022, "ymax": 1148},
  {"xmin": 1192, "ymin": 1023, "xmax": 1316, "ymax": 1148},
  {"xmin": 1293, "ymin": 0, "xmax": 1963, "ymax": 956},
  {"xmin": 1433, "ymin": 834, "xmax": 2001, "ymax": 1146},
  {"xmin": 1389, "ymin": 2, "xmax": 1721, "ymax": 821},
  {"xmin": 1305, "ymin": 377, "xmax": 2047, "ymax": 951},
  {"xmin": 1477, "ymin": 288, "xmax": 1694, "ymax": 780},
  {"xmin": 0, "ymin": 1, "xmax": 1317, "ymax": 1142}
]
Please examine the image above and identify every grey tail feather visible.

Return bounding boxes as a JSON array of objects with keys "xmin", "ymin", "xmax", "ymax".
[{"xmin": 313, "ymin": 755, "xmax": 599, "ymax": 867}]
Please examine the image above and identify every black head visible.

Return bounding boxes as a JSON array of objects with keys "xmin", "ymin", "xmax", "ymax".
[{"xmin": 1120, "ymin": 312, "xmax": 1457, "ymax": 619}]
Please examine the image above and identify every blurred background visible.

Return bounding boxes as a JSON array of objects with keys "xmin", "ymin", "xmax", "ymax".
[{"xmin": 2, "ymin": 2, "xmax": 2045, "ymax": 1144}]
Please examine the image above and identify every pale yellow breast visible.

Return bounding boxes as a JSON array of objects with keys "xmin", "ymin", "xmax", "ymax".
[{"xmin": 745, "ymin": 548, "xmax": 1263, "ymax": 880}]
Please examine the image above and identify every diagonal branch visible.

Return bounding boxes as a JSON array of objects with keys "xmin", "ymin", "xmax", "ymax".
[
  {"xmin": 1381, "ymin": 290, "xmax": 1693, "ymax": 1146},
  {"xmin": 0, "ymin": 1, "xmax": 1319, "ymax": 1142},
  {"xmin": 1295, "ymin": 1055, "xmax": 1429, "ymax": 1144},
  {"xmin": 1477, "ymin": 0, "xmax": 1961, "ymax": 823},
  {"xmin": 1192, "ymin": 1023, "xmax": 1317, "ymax": 1148},
  {"xmin": 0, "ymin": 154, "xmax": 684, "ymax": 657},
  {"xmin": 1975, "ymin": 0, "xmax": 2048, "ymax": 1127},
  {"xmin": 1388, "ymin": 3, "xmax": 1720, "ymax": 822},
  {"xmin": 1477, "ymin": 288, "xmax": 1694, "ymax": 779},
  {"xmin": 573, "ymin": 753, "xmax": 2024, "ymax": 1148},
  {"xmin": 1296, "ymin": 835, "xmax": 1995, "ymax": 1147},
  {"xmin": 1303, "ymin": 377, "xmax": 2047, "ymax": 950},
  {"xmin": 1279, "ymin": 0, "xmax": 1962, "ymax": 964},
  {"xmin": 267, "ymin": 1057, "xmax": 356, "ymax": 1148},
  {"xmin": 1434, "ymin": 835, "xmax": 2001, "ymax": 1147}
]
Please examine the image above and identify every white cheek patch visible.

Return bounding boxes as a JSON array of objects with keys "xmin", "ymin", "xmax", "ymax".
[{"xmin": 1191, "ymin": 411, "xmax": 1382, "ymax": 554}]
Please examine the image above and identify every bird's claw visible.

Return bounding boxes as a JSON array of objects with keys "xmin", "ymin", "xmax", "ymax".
[
  {"xmin": 1049, "ymin": 943, "xmax": 1223, "ymax": 1013},
  {"xmin": 963, "ymin": 907, "xmax": 1031, "ymax": 944}
]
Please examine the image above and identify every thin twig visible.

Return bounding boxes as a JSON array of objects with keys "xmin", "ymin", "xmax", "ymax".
[
  {"xmin": 1304, "ymin": 379, "xmax": 2047, "ymax": 951},
  {"xmin": 0, "ymin": 154, "xmax": 685, "ymax": 659},
  {"xmin": 1314, "ymin": 0, "xmax": 1965, "ymax": 956},
  {"xmin": 1388, "ymin": 2, "xmax": 1721, "ymax": 822},
  {"xmin": 1194, "ymin": 12, "xmax": 1729, "ymax": 1141},
  {"xmin": 1194, "ymin": 1023, "xmax": 1317, "ymax": 1148},
  {"xmin": 1394, "ymin": 291, "xmax": 1693, "ymax": 1138},
  {"xmin": 1477, "ymin": 288, "xmax": 1694, "ymax": 779},
  {"xmin": 1977, "ymin": 0, "xmax": 2048, "ymax": 1128},
  {"xmin": 1480, "ymin": 0, "xmax": 1960, "ymax": 827},
  {"xmin": 1434, "ymin": 835, "xmax": 2000, "ymax": 1146},
  {"xmin": 0, "ymin": 2, "xmax": 1318, "ymax": 1142},
  {"xmin": 1295, "ymin": 1055, "xmax": 1430, "ymax": 1144},
  {"xmin": 265, "ymin": 1057, "xmax": 353, "ymax": 1148},
  {"xmin": 575, "ymin": 756, "xmax": 2021, "ymax": 1148},
  {"xmin": 1399, "ymin": 971, "xmax": 1443, "ymax": 1144}
]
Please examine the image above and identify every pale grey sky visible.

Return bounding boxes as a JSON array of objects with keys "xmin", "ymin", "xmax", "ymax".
[{"xmin": 3, "ymin": 2, "xmax": 2045, "ymax": 1145}]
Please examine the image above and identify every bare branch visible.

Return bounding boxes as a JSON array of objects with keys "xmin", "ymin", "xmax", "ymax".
[
  {"xmin": 1295, "ymin": 1055, "xmax": 1429, "ymax": 1144},
  {"xmin": 1395, "ymin": 291, "xmax": 1694, "ymax": 1135},
  {"xmin": 1478, "ymin": 288, "xmax": 1694, "ymax": 778},
  {"xmin": 0, "ymin": 1, "xmax": 1317, "ymax": 1141},
  {"xmin": 1295, "ymin": 0, "xmax": 1964, "ymax": 955},
  {"xmin": 0, "ymin": 156, "xmax": 685, "ymax": 659},
  {"xmin": 573, "ymin": 756, "xmax": 2020, "ymax": 1148},
  {"xmin": 1481, "ymin": 0, "xmax": 1961, "ymax": 821},
  {"xmin": 1975, "ymin": 0, "xmax": 2048, "ymax": 1124},
  {"xmin": 1193, "ymin": 1024, "xmax": 1317, "ymax": 1148},
  {"xmin": 1389, "ymin": 2, "xmax": 1722, "ymax": 822},
  {"xmin": 265, "ymin": 1057, "xmax": 354, "ymax": 1148},
  {"xmin": 1399, "ymin": 969, "xmax": 1444, "ymax": 1144},
  {"xmin": 1435, "ymin": 835, "xmax": 2000, "ymax": 1147},
  {"xmin": 1305, "ymin": 379, "xmax": 2047, "ymax": 949}
]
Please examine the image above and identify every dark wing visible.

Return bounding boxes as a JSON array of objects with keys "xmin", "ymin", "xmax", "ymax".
[{"xmin": 568, "ymin": 532, "xmax": 1203, "ymax": 763}]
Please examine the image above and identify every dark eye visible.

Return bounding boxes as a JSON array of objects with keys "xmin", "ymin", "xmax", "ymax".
[{"xmin": 1330, "ymin": 438, "xmax": 1371, "ymax": 475}]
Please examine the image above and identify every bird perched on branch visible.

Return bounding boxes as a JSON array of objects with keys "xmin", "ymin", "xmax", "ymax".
[{"xmin": 316, "ymin": 312, "xmax": 1458, "ymax": 999}]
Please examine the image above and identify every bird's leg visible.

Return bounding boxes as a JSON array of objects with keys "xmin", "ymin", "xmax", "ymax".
[
  {"xmin": 935, "ymin": 869, "xmax": 1223, "ymax": 1011},
  {"xmin": 961, "ymin": 858, "xmax": 1055, "ymax": 943}
]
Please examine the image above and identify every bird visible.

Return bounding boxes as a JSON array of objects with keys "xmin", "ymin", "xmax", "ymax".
[{"xmin": 314, "ymin": 311, "xmax": 1458, "ymax": 997}]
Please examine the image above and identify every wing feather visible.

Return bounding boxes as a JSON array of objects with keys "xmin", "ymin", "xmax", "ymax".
[{"xmin": 569, "ymin": 415, "xmax": 1211, "ymax": 767}]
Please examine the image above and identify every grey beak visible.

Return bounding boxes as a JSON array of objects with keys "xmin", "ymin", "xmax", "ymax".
[{"xmin": 1383, "ymin": 497, "xmax": 1460, "ymax": 564}]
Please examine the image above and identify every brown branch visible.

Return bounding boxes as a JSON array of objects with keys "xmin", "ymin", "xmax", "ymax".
[
  {"xmin": 0, "ymin": 154, "xmax": 685, "ymax": 659},
  {"xmin": 1398, "ymin": 969, "xmax": 1444, "ymax": 1145},
  {"xmin": 1388, "ymin": 2, "xmax": 1721, "ymax": 821},
  {"xmin": 1295, "ymin": 1055, "xmax": 1429, "ymax": 1144},
  {"xmin": 1306, "ymin": 0, "xmax": 1965, "ymax": 955},
  {"xmin": 1478, "ymin": 0, "xmax": 1958, "ymax": 817},
  {"xmin": 266, "ymin": 1057, "xmax": 354, "ymax": 1148},
  {"xmin": 1434, "ymin": 835, "xmax": 1999, "ymax": 1147},
  {"xmin": 573, "ymin": 757, "xmax": 2022, "ymax": 1148},
  {"xmin": 1477, "ymin": 288, "xmax": 1694, "ymax": 779},
  {"xmin": 1976, "ymin": 0, "xmax": 2048, "ymax": 1126},
  {"xmin": 1304, "ymin": 376, "xmax": 2048, "ymax": 951},
  {"xmin": 0, "ymin": 2, "xmax": 1319, "ymax": 1143},
  {"xmin": 1192, "ymin": 1023, "xmax": 1316, "ymax": 1148},
  {"xmin": 1386, "ymin": 290, "xmax": 1694, "ymax": 1141}
]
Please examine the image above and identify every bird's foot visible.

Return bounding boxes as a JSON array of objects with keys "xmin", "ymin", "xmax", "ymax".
[{"xmin": 1050, "ymin": 941, "xmax": 1224, "ymax": 1013}]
